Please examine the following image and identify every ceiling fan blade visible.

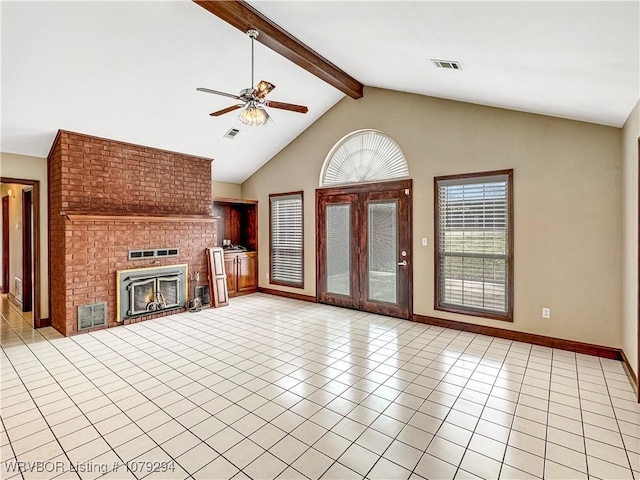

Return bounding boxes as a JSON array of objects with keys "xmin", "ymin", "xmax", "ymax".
[
  {"xmin": 255, "ymin": 80, "xmax": 276, "ymax": 99},
  {"xmin": 197, "ymin": 87, "xmax": 242, "ymax": 100},
  {"xmin": 265, "ymin": 101, "xmax": 308, "ymax": 114},
  {"xmin": 210, "ymin": 104, "xmax": 244, "ymax": 116}
]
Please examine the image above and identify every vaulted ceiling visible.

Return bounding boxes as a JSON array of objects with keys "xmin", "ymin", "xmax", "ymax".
[{"xmin": 2, "ymin": 1, "xmax": 638, "ymax": 184}]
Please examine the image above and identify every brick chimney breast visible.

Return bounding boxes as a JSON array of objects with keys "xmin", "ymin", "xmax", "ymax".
[{"xmin": 48, "ymin": 130, "xmax": 217, "ymax": 336}]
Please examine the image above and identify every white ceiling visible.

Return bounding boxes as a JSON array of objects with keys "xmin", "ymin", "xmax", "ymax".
[
  {"xmin": 0, "ymin": 1, "xmax": 343, "ymax": 183},
  {"xmin": 249, "ymin": 0, "xmax": 639, "ymax": 128},
  {"xmin": 2, "ymin": 1, "xmax": 639, "ymax": 185}
]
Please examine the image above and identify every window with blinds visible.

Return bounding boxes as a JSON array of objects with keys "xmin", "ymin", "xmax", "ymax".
[
  {"xmin": 435, "ymin": 170, "xmax": 513, "ymax": 321},
  {"xmin": 270, "ymin": 192, "xmax": 304, "ymax": 288}
]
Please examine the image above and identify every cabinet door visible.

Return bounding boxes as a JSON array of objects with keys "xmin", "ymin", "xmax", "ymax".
[
  {"xmin": 224, "ymin": 256, "xmax": 237, "ymax": 296},
  {"xmin": 237, "ymin": 253, "xmax": 258, "ymax": 292}
]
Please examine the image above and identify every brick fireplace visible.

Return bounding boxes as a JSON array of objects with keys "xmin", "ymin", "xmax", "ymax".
[{"xmin": 48, "ymin": 130, "xmax": 217, "ymax": 336}]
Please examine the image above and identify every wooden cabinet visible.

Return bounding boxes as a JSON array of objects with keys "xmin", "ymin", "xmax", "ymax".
[
  {"xmin": 224, "ymin": 252, "xmax": 257, "ymax": 296},
  {"xmin": 213, "ymin": 197, "xmax": 258, "ymax": 252},
  {"xmin": 224, "ymin": 256, "xmax": 237, "ymax": 296},
  {"xmin": 213, "ymin": 197, "xmax": 259, "ymax": 298}
]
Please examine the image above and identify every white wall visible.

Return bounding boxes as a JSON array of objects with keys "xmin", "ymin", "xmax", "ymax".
[
  {"xmin": 0, "ymin": 152, "xmax": 49, "ymax": 319},
  {"xmin": 622, "ymin": 100, "xmax": 640, "ymax": 378}
]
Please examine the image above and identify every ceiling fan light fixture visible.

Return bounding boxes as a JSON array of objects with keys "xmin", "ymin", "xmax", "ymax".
[
  {"xmin": 197, "ymin": 27, "xmax": 307, "ymax": 122},
  {"xmin": 238, "ymin": 102, "xmax": 270, "ymax": 126}
]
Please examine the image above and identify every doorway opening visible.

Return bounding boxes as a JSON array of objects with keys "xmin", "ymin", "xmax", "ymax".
[
  {"xmin": 316, "ymin": 179, "xmax": 413, "ymax": 319},
  {"xmin": 0, "ymin": 177, "xmax": 43, "ymax": 328}
]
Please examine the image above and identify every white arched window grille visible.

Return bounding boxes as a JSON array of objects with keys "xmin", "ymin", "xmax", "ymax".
[{"xmin": 319, "ymin": 129, "xmax": 409, "ymax": 187}]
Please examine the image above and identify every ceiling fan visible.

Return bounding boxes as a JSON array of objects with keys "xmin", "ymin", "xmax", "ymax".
[{"xmin": 197, "ymin": 29, "xmax": 308, "ymax": 126}]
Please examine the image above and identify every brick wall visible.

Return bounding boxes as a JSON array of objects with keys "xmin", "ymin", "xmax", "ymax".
[
  {"xmin": 48, "ymin": 131, "xmax": 217, "ymax": 336},
  {"xmin": 48, "ymin": 139, "xmax": 66, "ymax": 330}
]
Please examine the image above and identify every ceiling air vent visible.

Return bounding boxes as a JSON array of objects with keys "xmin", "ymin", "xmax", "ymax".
[
  {"xmin": 431, "ymin": 59, "xmax": 462, "ymax": 70},
  {"xmin": 224, "ymin": 128, "xmax": 240, "ymax": 140}
]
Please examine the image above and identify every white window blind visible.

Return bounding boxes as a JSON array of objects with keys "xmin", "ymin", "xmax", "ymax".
[
  {"xmin": 270, "ymin": 193, "xmax": 303, "ymax": 287},
  {"xmin": 436, "ymin": 173, "xmax": 512, "ymax": 318}
]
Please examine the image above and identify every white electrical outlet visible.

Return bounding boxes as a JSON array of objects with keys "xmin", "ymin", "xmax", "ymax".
[
  {"xmin": 542, "ymin": 308, "xmax": 551, "ymax": 319},
  {"xmin": 422, "ymin": 237, "xmax": 428, "ymax": 246},
  {"xmin": 265, "ymin": 272, "xmax": 269, "ymax": 280}
]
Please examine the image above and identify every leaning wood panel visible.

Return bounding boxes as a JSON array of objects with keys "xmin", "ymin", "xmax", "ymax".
[{"xmin": 207, "ymin": 247, "xmax": 229, "ymax": 307}]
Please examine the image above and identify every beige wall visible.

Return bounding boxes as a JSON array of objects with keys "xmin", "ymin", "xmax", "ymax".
[
  {"xmin": 0, "ymin": 152, "xmax": 49, "ymax": 319},
  {"xmin": 622, "ymin": 100, "xmax": 640, "ymax": 376},
  {"xmin": 212, "ymin": 180, "xmax": 241, "ymax": 199},
  {"xmin": 243, "ymin": 87, "xmax": 623, "ymax": 348},
  {"xmin": 1, "ymin": 184, "xmax": 24, "ymax": 299}
]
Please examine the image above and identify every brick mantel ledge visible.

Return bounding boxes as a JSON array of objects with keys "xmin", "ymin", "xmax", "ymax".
[{"xmin": 62, "ymin": 212, "xmax": 220, "ymax": 223}]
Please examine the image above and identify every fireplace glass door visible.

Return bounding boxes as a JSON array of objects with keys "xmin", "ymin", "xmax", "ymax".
[{"xmin": 128, "ymin": 275, "xmax": 181, "ymax": 316}]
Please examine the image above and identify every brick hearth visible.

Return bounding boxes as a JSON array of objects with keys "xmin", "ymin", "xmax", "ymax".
[{"xmin": 48, "ymin": 130, "xmax": 217, "ymax": 336}]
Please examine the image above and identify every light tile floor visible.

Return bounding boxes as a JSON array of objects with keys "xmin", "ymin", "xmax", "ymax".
[{"xmin": 1, "ymin": 293, "xmax": 639, "ymax": 480}]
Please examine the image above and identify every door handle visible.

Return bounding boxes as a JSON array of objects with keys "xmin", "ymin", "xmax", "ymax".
[{"xmin": 397, "ymin": 260, "xmax": 407, "ymax": 266}]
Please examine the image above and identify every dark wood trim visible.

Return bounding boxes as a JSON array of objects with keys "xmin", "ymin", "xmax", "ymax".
[
  {"xmin": 315, "ymin": 192, "xmax": 361, "ymax": 310},
  {"xmin": 1, "ymin": 178, "xmax": 41, "ymax": 328},
  {"xmin": 434, "ymin": 169, "xmax": 514, "ymax": 322},
  {"xmin": 269, "ymin": 191, "xmax": 304, "ymax": 289},
  {"xmin": 258, "ymin": 287, "xmax": 317, "ymax": 303},
  {"xmin": 22, "ymin": 189, "xmax": 33, "ymax": 312},
  {"xmin": 32, "ymin": 183, "xmax": 41, "ymax": 328},
  {"xmin": 413, "ymin": 313, "xmax": 622, "ymax": 360},
  {"xmin": 213, "ymin": 197, "xmax": 258, "ymax": 205},
  {"xmin": 193, "ymin": 1, "xmax": 364, "ymax": 99},
  {"xmin": 63, "ymin": 213, "xmax": 219, "ymax": 223},
  {"xmin": 2, "ymin": 195, "xmax": 9, "ymax": 294},
  {"xmin": 268, "ymin": 191, "xmax": 305, "ymax": 199},
  {"xmin": 1, "ymin": 177, "xmax": 38, "ymax": 185},
  {"xmin": 316, "ymin": 179, "xmax": 413, "ymax": 197},
  {"xmin": 621, "ymin": 349, "xmax": 638, "ymax": 398},
  {"xmin": 38, "ymin": 317, "xmax": 51, "ymax": 327},
  {"xmin": 47, "ymin": 150, "xmax": 52, "ymax": 331}
]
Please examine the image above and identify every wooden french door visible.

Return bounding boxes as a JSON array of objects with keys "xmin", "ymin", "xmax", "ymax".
[{"xmin": 316, "ymin": 180, "xmax": 412, "ymax": 319}]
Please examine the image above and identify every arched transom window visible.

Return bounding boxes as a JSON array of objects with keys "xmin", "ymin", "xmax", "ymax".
[{"xmin": 319, "ymin": 129, "xmax": 409, "ymax": 187}]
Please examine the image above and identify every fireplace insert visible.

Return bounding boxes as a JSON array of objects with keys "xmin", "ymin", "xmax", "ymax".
[{"xmin": 116, "ymin": 264, "xmax": 188, "ymax": 322}]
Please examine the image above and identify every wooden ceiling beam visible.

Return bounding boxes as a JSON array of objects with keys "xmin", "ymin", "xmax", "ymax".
[{"xmin": 193, "ymin": 0, "xmax": 364, "ymax": 99}]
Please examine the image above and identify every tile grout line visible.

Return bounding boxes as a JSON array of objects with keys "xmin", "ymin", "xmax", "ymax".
[
  {"xmin": 599, "ymin": 357, "xmax": 637, "ymax": 478},
  {"xmin": 2, "ymin": 294, "xmax": 638, "ymax": 480}
]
